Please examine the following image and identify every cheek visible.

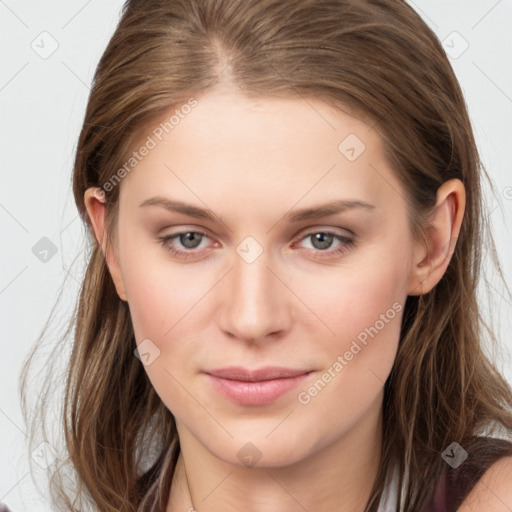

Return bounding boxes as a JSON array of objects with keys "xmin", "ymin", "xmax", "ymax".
[
  {"xmin": 298, "ymin": 252, "xmax": 407, "ymax": 345},
  {"xmin": 121, "ymin": 250, "xmax": 203, "ymax": 413},
  {"xmin": 120, "ymin": 241, "xmax": 201, "ymax": 343},
  {"xmin": 120, "ymin": 244, "xmax": 213, "ymax": 394},
  {"xmin": 124, "ymin": 269, "xmax": 174, "ymax": 342},
  {"xmin": 298, "ymin": 249, "xmax": 408, "ymax": 400},
  {"xmin": 294, "ymin": 271, "xmax": 404, "ymax": 430}
]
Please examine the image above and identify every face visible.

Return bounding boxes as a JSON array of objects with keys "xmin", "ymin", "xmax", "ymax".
[{"xmin": 94, "ymin": 87, "xmax": 422, "ymax": 468}]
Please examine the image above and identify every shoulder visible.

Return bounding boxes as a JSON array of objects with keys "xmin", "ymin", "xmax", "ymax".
[
  {"xmin": 457, "ymin": 454, "xmax": 512, "ymax": 511},
  {"xmin": 427, "ymin": 436, "xmax": 512, "ymax": 512}
]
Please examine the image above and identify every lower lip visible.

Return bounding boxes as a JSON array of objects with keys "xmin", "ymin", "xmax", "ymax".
[{"xmin": 205, "ymin": 372, "xmax": 312, "ymax": 406}]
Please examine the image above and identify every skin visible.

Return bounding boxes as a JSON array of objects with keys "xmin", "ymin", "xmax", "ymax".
[{"xmin": 84, "ymin": 85, "xmax": 465, "ymax": 512}]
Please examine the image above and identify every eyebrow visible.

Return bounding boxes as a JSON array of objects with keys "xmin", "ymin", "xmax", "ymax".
[
  {"xmin": 285, "ymin": 199, "xmax": 376, "ymax": 222},
  {"xmin": 139, "ymin": 196, "xmax": 218, "ymax": 221},
  {"xmin": 139, "ymin": 196, "xmax": 376, "ymax": 223}
]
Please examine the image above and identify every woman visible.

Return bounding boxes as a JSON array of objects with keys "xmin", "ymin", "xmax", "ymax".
[{"xmin": 19, "ymin": 0, "xmax": 512, "ymax": 511}]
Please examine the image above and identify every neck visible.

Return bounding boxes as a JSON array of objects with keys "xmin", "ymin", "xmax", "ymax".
[{"xmin": 167, "ymin": 393, "xmax": 383, "ymax": 512}]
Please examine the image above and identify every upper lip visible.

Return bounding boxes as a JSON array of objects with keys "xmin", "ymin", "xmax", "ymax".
[{"xmin": 204, "ymin": 366, "xmax": 312, "ymax": 382}]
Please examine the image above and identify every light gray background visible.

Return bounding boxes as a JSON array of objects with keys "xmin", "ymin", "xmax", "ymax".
[{"xmin": 1, "ymin": 1, "xmax": 511, "ymax": 510}]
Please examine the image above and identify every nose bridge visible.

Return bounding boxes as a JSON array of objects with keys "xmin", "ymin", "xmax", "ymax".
[{"xmin": 218, "ymin": 240, "xmax": 290, "ymax": 342}]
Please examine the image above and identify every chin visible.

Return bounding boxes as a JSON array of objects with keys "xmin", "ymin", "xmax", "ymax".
[{"xmin": 197, "ymin": 428, "xmax": 320, "ymax": 469}]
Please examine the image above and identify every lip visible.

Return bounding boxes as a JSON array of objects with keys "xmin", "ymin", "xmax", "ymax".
[{"xmin": 203, "ymin": 366, "xmax": 313, "ymax": 406}]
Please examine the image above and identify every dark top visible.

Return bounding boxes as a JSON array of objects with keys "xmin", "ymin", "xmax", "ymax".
[{"xmin": 427, "ymin": 436, "xmax": 512, "ymax": 511}]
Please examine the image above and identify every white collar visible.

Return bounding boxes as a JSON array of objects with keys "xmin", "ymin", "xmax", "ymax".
[{"xmin": 377, "ymin": 463, "xmax": 400, "ymax": 511}]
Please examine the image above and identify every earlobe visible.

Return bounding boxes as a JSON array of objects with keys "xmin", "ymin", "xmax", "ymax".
[
  {"xmin": 407, "ymin": 179, "xmax": 466, "ymax": 296},
  {"xmin": 83, "ymin": 187, "xmax": 128, "ymax": 302}
]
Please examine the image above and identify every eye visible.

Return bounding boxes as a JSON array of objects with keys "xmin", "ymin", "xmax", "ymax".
[
  {"xmin": 158, "ymin": 230, "xmax": 213, "ymax": 259},
  {"xmin": 293, "ymin": 230, "xmax": 355, "ymax": 259},
  {"xmin": 157, "ymin": 229, "xmax": 356, "ymax": 260}
]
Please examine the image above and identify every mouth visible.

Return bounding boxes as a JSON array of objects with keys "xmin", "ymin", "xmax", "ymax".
[{"xmin": 203, "ymin": 366, "xmax": 314, "ymax": 406}]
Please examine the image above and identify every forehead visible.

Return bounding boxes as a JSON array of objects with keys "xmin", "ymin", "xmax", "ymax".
[{"xmin": 118, "ymin": 89, "xmax": 403, "ymax": 215}]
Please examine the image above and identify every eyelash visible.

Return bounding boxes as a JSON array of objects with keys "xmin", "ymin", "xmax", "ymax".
[{"xmin": 157, "ymin": 229, "xmax": 355, "ymax": 260}]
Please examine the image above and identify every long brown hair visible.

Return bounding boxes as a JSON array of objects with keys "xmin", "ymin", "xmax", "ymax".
[{"xmin": 20, "ymin": 0, "xmax": 512, "ymax": 510}]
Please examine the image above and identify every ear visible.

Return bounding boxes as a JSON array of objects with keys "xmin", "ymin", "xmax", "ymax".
[
  {"xmin": 83, "ymin": 187, "xmax": 127, "ymax": 302},
  {"xmin": 407, "ymin": 179, "xmax": 466, "ymax": 296}
]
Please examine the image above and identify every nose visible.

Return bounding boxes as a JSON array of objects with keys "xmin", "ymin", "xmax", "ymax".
[{"xmin": 217, "ymin": 246, "xmax": 293, "ymax": 344}]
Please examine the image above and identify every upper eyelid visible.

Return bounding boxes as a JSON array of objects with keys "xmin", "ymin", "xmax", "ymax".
[
  {"xmin": 162, "ymin": 227, "xmax": 353, "ymax": 248},
  {"xmin": 162, "ymin": 225, "xmax": 352, "ymax": 237}
]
